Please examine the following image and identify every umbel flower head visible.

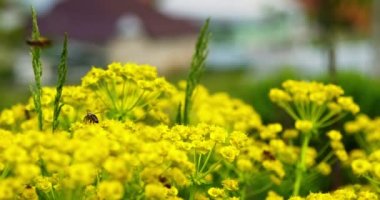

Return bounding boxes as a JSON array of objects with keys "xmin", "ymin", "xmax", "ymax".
[
  {"xmin": 81, "ymin": 62, "xmax": 175, "ymax": 121},
  {"xmin": 269, "ymin": 80, "xmax": 359, "ymax": 133}
]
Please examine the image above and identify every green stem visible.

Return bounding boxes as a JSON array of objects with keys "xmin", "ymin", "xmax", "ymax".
[
  {"xmin": 199, "ymin": 143, "xmax": 216, "ymax": 173},
  {"xmin": 52, "ymin": 33, "xmax": 68, "ymax": 132},
  {"xmin": 197, "ymin": 154, "xmax": 202, "ymax": 173},
  {"xmin": 280, "ymin": 103, "xmax": 299, "ymax": 120},
  {"xmin": 316, "ymin": 142, "xmax": 330, "ymax": 159},
  {"xmin": 189, "ymin": 184, "xmax": 196, "ymax": 200},
  {"xmin": 364, "ymin": 176, "xmax": 380, "ymax": 193},
  {"xmin": 193, "ymin": 149, "xmax": 197, "ymax": 176},
  {"xmin": 318, "ymin": 113, "xmax": 346, "ymax": 128},
  {"xmin": 293, "ymin": 134, "xmax": 311, "ymax": 196},
  {"xmin": 50, "ymin": 189, "xmax": 56, "ymax": 200},
  {"xmin": 101, "ymin": 81, "xmax": 118, "ymax": 110},
  {"xmin": 197, "ymin": 160, "xmax": 222, "ymax": 180},
  {"xmin": 355, "ymin": 133, "xmax": 371, "ymax": 153},
  {"xmin": 0, "ymin": 164, "xmax": 10, "ymax": 179},
  {"xmin": 31, "ymin": 7, "xmax": 43, "ymax": 131},
  {"xmin": 247, "ymin": 182, "xmax": 273, "ymax": 197}
]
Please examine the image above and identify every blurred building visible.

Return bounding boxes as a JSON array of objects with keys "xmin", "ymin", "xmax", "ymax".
[
  {"xmin": 9, "ymin": 0, "xmax": 379, "ymax": 84},
  {"xmin": 16, "ymin": 0, "xmax": 199, "ymax": 84}
]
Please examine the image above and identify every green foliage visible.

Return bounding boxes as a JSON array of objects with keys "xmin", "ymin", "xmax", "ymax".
[
  {"xmin": 30, "ymin": 7, "xmax": 43, "ymax": 131},
  {"xmin": 52, "ymin": 33, "xmax": 68, "ymax": 132},
  {"xmin": 181, "ymin": 18, "xmax": 211, "ymax": 125}
]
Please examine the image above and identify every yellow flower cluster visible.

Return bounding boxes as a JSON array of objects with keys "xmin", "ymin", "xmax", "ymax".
[
  {"xmin": 327, "ymin": 130, "xmax": 349, "ymax": 162},
  {"xmin": 344, "ymin": 115, "xmax": 380, "ymax": 192},
  {"xmin": 0, "ymin": 62, "xmax": 375, "ymax": 199},
  {"xmin": 81, "ymin": 62, "xmax": 175, "ymax": 121},
  {"xmin": 269, "ymin": 80, "xmax": 359, "ymax": 132},
  {"xmin": 0, "ymin": 63, "xmax": 266, "ymax": 199},
  {"xmin": 288, "ymin": 185, "xmax": 378, "ymax": 200},
  {"xmin": 345, "ymin": 114, "xmax": 380, "ymax": 150},
  {"xmin": 0, "ymin": 118, "xmax": 251, "ymax": 199}
]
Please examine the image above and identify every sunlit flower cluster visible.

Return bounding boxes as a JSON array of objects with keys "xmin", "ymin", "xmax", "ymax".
[
  {"xmin": 344, "ymin": 115, "xmax": 380, "ymax": 192},
  {"xmin": 0, "ymin": 63, "xmax": 374, "ymax": 199},
  {"xmin": 270, "ymin": 80, "xmax": 359, "ymax": 133}
]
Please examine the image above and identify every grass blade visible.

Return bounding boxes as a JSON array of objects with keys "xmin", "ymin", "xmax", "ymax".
[
  {"xmin": 30, "ymin": 7, "xmax": 43, "ymax": 130},
  {"xmin": 52, "ymin": 33, "xmax": 68, "ymax": 132},
  {"xmin": 182, "ymin": 18, "xmax": 211, "ymax": 125}
]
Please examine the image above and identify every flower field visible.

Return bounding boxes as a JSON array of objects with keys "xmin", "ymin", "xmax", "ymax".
[
  {"xmin": 1, "ymin": 10, "xmax": 380, "ymax": 200},
  {"xmin": 0, "ymin": 62, "xmax": 379, "ymax": 199}
]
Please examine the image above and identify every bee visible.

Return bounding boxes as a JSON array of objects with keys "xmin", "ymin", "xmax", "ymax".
[
  {"xmin": 26, "ymin": 37, "xmax": 52, "ymax": 48},
  {"xmin": 262, "ymin": 150, "xmax": 276, "ymax": 161},
  {"xmin": 83, "ymin": 111, "xmax": 99, "ymax": 124}
]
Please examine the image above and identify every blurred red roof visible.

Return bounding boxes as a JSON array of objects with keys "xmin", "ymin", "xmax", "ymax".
[{"xmin": 36, "ymin": 0, "xmax": 198, "ymax": 42}]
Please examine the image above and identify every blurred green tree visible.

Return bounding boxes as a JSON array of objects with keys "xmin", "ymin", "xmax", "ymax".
[{"xmin": 298, "ymin": 0, "xmax": 372, "ymax": 81}]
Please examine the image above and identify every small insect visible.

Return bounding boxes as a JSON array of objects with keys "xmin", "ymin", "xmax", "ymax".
[
  {"xmin": 158, "ymin": 175, "xmax": 171, "ymax": 189},
  {"xmin": 24, "ymin": 109, "xmax": 31, "ymax": 120},
  {"xmin": 83, "ymin": 111, "xmax": 99, "ymax": 124},
  {"xmin": 262, "ymin": 150, "xmax": 276, "ymax": 161},
  {"xmin": 26, "ymin": 37, "xmax": 52, "ymax": 48}
]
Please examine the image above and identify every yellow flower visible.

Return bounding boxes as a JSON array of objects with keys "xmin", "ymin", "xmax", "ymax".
[
  {"xmin": 237, "ymin": 159, "xmax": 253, "ymax": 172},
  {"xmin": 260, "ymin": 124, "xmax": 282, "ymax": 139},
  {"xmin": 265, "ymin": 191, "xmax": 283, "ymax": 200},
  {"xmin": 269, "ymin": 139, "xmax": 285, "ymax": 153},
  {"xmin": 20, "ymin": 186, "xmax": 38, "ymax": 200},
  {"xmin": 357, "ymin": 191, "xmax": 378, "ymax": 200},
  {"xmin": 332, "ymin": 188, "xmax": 356, "ymax": 199},
  {"xmin": 209, "ymin": 126, "xmax": 227, "ymax": 143},
  {"xmin": 15, "ymin": 164, "xmax": 41, "ymax": 182},
  {"xmin": 97, "ymin": 180, "xmax": 124, "ymax": 200},
  {"xmin": 282, "ymin": 129, "xmax": 299, "ymax": 139},
  {"xmin": 369, "ymin": 150, "xmax": 380, "ymax": 162},
  {"xmin": 335, "ymin": 150, "xmax": 348, "ymax": 162},
  {"xmin": 309, "ymin": 91, "xmax": 327, "ymax": 105},
  {"xmin": 0, "ymin": 109, "xmax": 15, "ymax": 125},
  {"xmin": 351, "ymin": 159, "xmax": 372, "ymax": 175},
  {"xmin": 229, "ymin": 131, "xmax": 248, "ymax": 148},
  {"xmin": 219, "ymin": 146, "xmax": 239, "ymax": 162},
  {"xmin": 337, "ymin": 97, "xmax": 360, "ymax": 114},
  {"xmin": 316, "ymin": 162, "xmax": 331, "ymax": 176},
  {"xmin": 305, "ymin": 192, "xmax": 333, "ymax": 200},
  {"xmin": 222, "ymin": 179, "xmax": 239, "ymax": 191},
  {"xmin": 103, "ymin": 157, "xmax": 129, "ymax": 180},
  {"xmin": 35, "ymin": 176, "xmax": 52, "ymax": 192},
  {"xmin": 145, "ymin": 184, "xmax": 168, "ymax": 200},
  {"xmin": 165, "ymin": 168, "xmax": 190, "ymax": 187},
  {"xmin": 207, "ymin": 187, "xmax": 225, "ymax": 199},
  {"xmin": 372, "ymin": 163, "xmax": 380, "ymax": 180},
  {"xmin": 66, "ymin": 163, "xmax": 97, "ymax": 187},
  {"xmin": 263, "ymin": 160, "xmax": 285, "ymax": 178},
  {"xmin": 295, "ymin": 120, "xmax": 313, "ymax": 133},
  {"xmin": 327, "ymin": 130, "xmax": 342, "ymax": 141},
  {"xmin": 269, "ymin": 89, "xmax": 291, "ymax": 103}
]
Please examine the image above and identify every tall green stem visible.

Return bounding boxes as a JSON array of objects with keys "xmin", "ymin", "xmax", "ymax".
[
  {"xmin": 293, "ymin": 134, "xmax": 311, "ymax": 196},
  {"xmin": 30, "ymin": 7, "xmax": 43, "ymax": 131},
  {"xmin": 52, "ymin": 33, "xmax": 68, "ymax": 132}
]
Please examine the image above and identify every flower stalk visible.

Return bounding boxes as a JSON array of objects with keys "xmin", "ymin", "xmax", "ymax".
[
  {"xmin": 293, "ymin": 133, "xmax": 311, "ymax": 196},
  {"xmin": 30, "ymin": 7, "xmax": 44, "ymax": 130}
]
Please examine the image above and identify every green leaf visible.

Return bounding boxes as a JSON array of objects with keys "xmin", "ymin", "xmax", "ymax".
[
  {"xmin": 30, "ymin": 7, "xmax": 43, "ymax": 130},
  {"xmin": 182, "ymin": 18, "xmax": 211, "ymax": 125},
  {"xmin": 52, "ymin": 33, "xmax": 68, "ymax": 132},
  {"xmin": 175, "ymin": 103, "xmax": 182, "ymax": 124}
]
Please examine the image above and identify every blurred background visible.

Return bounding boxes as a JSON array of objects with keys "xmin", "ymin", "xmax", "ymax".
[{"xmin": 0, "ymin": 0, "xmax": 379, "ymax": 123}]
